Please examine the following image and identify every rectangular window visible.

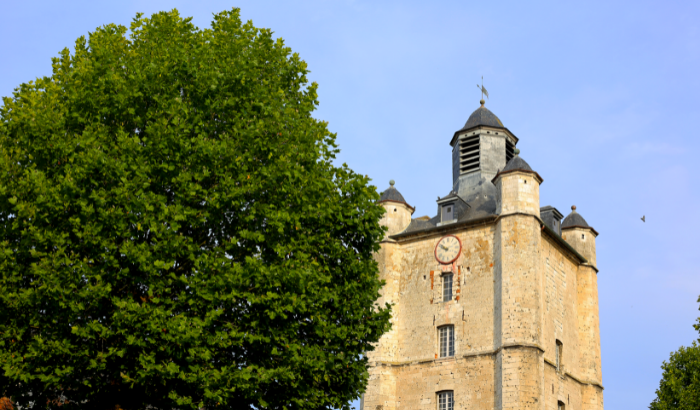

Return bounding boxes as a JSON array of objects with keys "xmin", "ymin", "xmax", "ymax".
[
  {"xmin": 437, "ymin": 391, "xmax": 454, "ymax": 410},
  {"xmin": 556, "ymin": 340, "xmax": 563, "ymax": 372},
  {"xmin": 442, "ymin": 274, "xmax": 453, "ymax": 302},
  {"xmin": 439, "ymin": 326, "xmax": 455, "ymax": 358}
]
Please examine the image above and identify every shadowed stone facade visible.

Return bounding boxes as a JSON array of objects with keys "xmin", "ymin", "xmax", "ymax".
[{"xmin": 363, "ymin": 102, "xmax": 603, "ymax": 410}]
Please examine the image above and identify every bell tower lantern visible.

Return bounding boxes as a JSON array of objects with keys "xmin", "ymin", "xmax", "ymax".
[{"xmin": 449, "ymin": 100, "xmax": 519, "ymax": 208}]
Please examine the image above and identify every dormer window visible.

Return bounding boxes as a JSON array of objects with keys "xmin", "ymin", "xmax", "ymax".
[
  {"xmin": 540, "ymin": 206, "xmax": 564, "ymax": 236},
  {"xmin": 437, "ymin": 193, "xmax": 468, "ymax": 226},
  {"xmin": 442, "ymin": 205, "xmax": 454, "ymax": 222}
]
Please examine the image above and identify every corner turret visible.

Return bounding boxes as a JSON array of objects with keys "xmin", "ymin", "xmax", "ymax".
[
  {"xmin": 562, "ymin": 205, "xmax": 598, "ymax": 267},
  {"xmin": 492, "ymin": 149, "xmax": 543, "ymax": 216},
  {"xmin": 378, "ymin": 180, "xmax": 414, "ymax": 239}
]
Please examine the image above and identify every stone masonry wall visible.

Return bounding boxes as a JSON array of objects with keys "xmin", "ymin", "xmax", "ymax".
[
  {"xmin": 364, "ymin": 213, "xmax": 603, "ymax": 410},
  {"xmin": 365, "ymin": 222, "xmax": 499, "ymax": 410},
  {"xmin": 494, "ymin": 213, "xmax": 543, "ymax": 410},
  {"xmin": 562, "ymin": 226, "xmax": 602, "ymax": 389},
  {"xmin": 562, "ymin": 227, "xmax": 597, "ymax": 268},
  {"xmin": 495, "ymin": 171, "xmax": 541, "ymax": 216},
  {"xmin": 576, "ymin": 265, "xmax": 603, "ymax": 389},
  {"xmin": 379, "ymin": 202, "xmax": 413, "ymax": 239}
]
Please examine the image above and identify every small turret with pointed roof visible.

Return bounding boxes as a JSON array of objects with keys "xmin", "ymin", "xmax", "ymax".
[
  {"xmin": 562, "ymin": 205, "xmax": 596, "ymax": 231},
  {"xmin": 492, "ymin": 149, "xmax": 542, "ymax": 216},
  {"xmin": 379, "ymin": 180, "xmax": 408, "ymax": 205},
  {"xmin": 562, "ymin": 205, "xmax": 599, "ymax": 267},
  {"xmin": 378, "ymin": 180, "xmax": 414, "ymax": 239}
]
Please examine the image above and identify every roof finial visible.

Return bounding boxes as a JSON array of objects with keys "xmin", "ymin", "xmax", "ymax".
[
  {"xmin": 571, "ymin": 205, "xmax": 577, "ymax": 211},
  {"xmin": 389, "ymin": 179, "xmax": 395, "ymax": 187},
  {"xmin": 476, "ymin": 76, "xmax": 489, "ymax": 106},
  {"xmin": 514, "ymin": 148, "xmax": 520, "ymax": 156}
]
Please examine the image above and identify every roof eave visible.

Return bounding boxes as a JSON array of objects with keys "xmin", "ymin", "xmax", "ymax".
[
  {"xmin": 541, "ymin": 222, "xmax": 589, "ymax": 264},
  {"xmin": 437, "ymin": 195, "xmax": 470, "ymax": 208},
  {"xmin": 450, "ymin": 125, "xmax": 519, "ymax": 147},
  {"xmin": 378, "ymin": 199, "xmax": 416, "ymax": 214},
  {"xmin": 562, "ymin": 225, "xmax": 599, "ymax": 236},
  {"xmin": 390, "ymin": 215, "xmax": 498, "ymax": 240},
  {"xmin": 491, "ymin": 168, "xmax": 544, "ymax": 184}
]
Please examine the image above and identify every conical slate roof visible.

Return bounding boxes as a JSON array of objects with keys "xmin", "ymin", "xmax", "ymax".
[
  {"xmin": 379, "ymin": 180, "xmax": 406, "ymax": 203},
  {"xmin": 491, "ymin": 149, "xmax": 543, "ymax": 184},
  {"xmin": 502, "ymin": 154, "xmax": 533, "ymax": 172},
  {"xmin": 460, "ymin": 104, "xmax": 504, "ymax": 130},
  {"xmin": 562, "ymin": 206, "xmax": 590, "ymax": 228}
]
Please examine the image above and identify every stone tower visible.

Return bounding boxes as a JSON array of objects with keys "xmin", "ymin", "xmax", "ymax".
[{"xmin": 362, "ymin": 102, "xmax": 603, "ymax": 410}]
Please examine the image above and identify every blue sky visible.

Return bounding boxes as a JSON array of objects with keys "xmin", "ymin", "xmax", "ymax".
[{"xmin": 2, "ymin": 1, "xmax": 699, "ymax": 408}]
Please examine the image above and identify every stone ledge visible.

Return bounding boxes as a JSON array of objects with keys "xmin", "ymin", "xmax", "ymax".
[
  {"xmin": 371, "ymin": 343, "xmax": 546, "ymax": 368},
  {"xmin": 542, "ymin": 360, "xmax": 605, "ymax": 390}
]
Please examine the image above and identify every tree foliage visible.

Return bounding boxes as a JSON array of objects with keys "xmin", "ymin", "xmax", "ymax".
[
  {"xmin": 650, "ymin": 297, "xmax": 700, "ymax": 410},
  {"xmin": 0, "ymin": 9, "xmax": 390, "ymax": 410}
]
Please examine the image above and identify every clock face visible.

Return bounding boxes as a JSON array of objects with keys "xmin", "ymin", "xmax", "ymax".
[{"xmin": 435, "ymin": 235, "xmax": 462, "ymax": 264}]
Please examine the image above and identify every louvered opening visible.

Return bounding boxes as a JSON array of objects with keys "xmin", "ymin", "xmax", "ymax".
[
  {"xmin": 506, "ymin": 139, "xmax": 515, "ymax": 163},
  {"xmin": 459, "ymin": 135, "xmax": 479, "ymax": 174}
]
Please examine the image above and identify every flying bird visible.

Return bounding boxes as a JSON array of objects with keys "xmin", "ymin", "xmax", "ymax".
[{"xmin": 641, "ymin": 215, "xmax": 645, "ymax": 222}]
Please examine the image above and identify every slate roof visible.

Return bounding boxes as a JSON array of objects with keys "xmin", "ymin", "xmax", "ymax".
[
  {"xmin": 394, "ymin": 190, "xmax": 497, "ymax": 237},
  {"xmin": 502, "ymin": 155, "xmax": 533, "ymax": 172},
  {"xmin": 437, "ymin": 191, "xmax": 461, "ymax": 202},
  {"xmin": 562, "ymin": 209, "xmax": 590, "ymax": 228},
  {"xmin": 459, "ymin": 105, "xmax": 505, "ymax": 131},
  {"xmin": 561, "ymin": 206, "xmax": 598, "ymax": 235},
  {"xmin": 379, "ymin": 184, "xmax": 406, "ymax": 204}
]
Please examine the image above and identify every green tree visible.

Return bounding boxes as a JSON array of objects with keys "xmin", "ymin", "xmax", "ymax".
[
  {"xmin": 0, "ymin": 9, "xmax": 390, "ymax": 410},
  {"xmin": 650, "ymin": 298, "xmax": 700, "ymax": 410}
]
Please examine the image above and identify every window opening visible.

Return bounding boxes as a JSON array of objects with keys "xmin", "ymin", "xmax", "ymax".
[
  {"xmin": 581, "ymin": 234, "xmax": 585, "ymax": 239},
  {"xmin": 439, "ymin": 325, "xmax": 455, "ymax": 358},
  {"xmin": 459, "ymin": 135, "xmax": 480, "ymax": 174},
  {"xmin": 437, "ymin": 391, "xmax": 454, "ymax": 410},
  {"xmin": 506, "ymin": 139, "xmax": 515, "ymax": 162},
  {"xmin": 442, "ymin": 273, "xmax": 453, "ymax": 302},
  {"xmin": 558, "ymin": 400, "xmax": 565, "ymax": 410},
  {"xmin": 556, "ymin": 340, "xmax": 563, "ymax": 372}
]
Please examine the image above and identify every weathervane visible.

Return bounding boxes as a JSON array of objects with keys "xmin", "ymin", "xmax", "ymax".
[{"xmin": 476, "ymin": 76, "xmax": 489, "ymax": 103}]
